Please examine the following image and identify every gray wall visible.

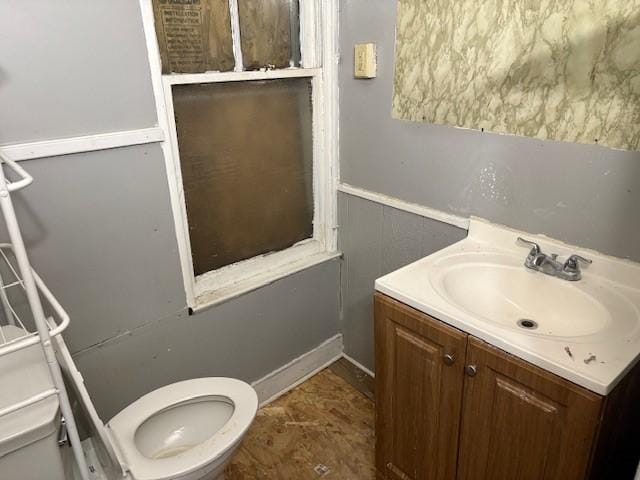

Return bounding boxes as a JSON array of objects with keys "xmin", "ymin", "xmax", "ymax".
[
  {"xmin": 0, "ymin": 0, "xmax": 157, "ymax": 144},
  {"xmin": 339, "ymin": 0, "xmax": 640, "ymax": 370},
  {"xmin": 75, "ymin": 259, "xmax": 339, "ymax": 419},
  {"xmin": 339, "ymin": 193, "xmax": 466, "ymax": 369},
  {"xmin": 1, "ymin": 1, "xmax": 340, "ymax": 419}
]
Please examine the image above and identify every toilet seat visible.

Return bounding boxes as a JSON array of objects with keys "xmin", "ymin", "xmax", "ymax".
[{"xmin": 106, "ymin": 378, "xmax": 258, "ymax": 480}]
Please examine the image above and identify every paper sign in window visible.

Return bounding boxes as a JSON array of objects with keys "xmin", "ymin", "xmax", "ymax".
[{"xmin": 152, "ymin": 0, "xmax": 234, "ymax": 74}]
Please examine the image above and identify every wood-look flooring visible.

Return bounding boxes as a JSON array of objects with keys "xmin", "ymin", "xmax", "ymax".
[{"xmin": 225, "ymin": 360, "xmax": 376, "ymax": 479}]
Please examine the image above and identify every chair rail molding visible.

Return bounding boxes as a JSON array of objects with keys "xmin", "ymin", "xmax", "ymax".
[
  {"xmin": 0, "ymin": 127, "xmax": 165, "ymax": 162},
  {"xmin": 338, "ymin": 183, "xmax": 469, "ymax": 230}
]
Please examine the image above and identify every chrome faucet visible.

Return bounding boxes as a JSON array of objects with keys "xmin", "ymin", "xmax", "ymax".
[{"xmin": 517, "ymin": 237, "xmax": 592, "ymax": 281}]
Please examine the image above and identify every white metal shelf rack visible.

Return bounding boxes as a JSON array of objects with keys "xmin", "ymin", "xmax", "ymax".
[{"xmin": 0, "ymin": 151, "xmax": 90, "ymax": 480}]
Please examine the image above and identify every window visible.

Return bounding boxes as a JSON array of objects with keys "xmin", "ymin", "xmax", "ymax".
[
  {"xmin": 173, "ymin": 78, "xmax": 314, "ymax": 275},
  {"xmin": 141, "ymin": 0, "xmax": 338, "ymax": 309}
]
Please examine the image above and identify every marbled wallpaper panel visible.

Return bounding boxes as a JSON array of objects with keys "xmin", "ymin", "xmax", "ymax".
[{"xmin": 393, "ymin": 0, "xmax": 640, "ymax": 151}]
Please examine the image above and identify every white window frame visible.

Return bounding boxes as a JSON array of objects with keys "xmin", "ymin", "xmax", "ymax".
[{"xmin": 139, "ymin": 0, "xmax": 339, "ymax": 310}]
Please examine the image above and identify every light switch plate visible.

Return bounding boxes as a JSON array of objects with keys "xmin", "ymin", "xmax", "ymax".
[{"xmin": 354, "ymin": 43, "xmax": 376, "ymax": 79}]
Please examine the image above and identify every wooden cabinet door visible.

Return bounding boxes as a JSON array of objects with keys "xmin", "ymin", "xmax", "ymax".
[
  {"xmin": 457, "ymin": 337, "xmax": 603, "ymax": 480},
  {"xmin": 375, "ymin": 294, "xmax": 468, "ymax": 480}
]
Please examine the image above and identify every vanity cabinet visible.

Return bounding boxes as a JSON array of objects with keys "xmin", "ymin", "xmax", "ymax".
[
  {"xmin": 375, "ymin": 291, "xmax": 467, "ymax": 480},
  {"xmin": 375, "ymin": 293, "xmax": 640, "ymax": 480},
  {"xmin": 457, "ymin": 337, "xmax": 600, "ymax": 480}
]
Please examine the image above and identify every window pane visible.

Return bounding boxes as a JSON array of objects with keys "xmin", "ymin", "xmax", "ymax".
[
  {"xmin": 152, "ymin": 0, "xmax": 234, "ymax": 73},
  {"xmin": 172, "ymin": 78, "xmax": 314, "ymax": 275},
  {"xmin": 238, "ymin": 0, "xmax": 301, "ymax": 70}
]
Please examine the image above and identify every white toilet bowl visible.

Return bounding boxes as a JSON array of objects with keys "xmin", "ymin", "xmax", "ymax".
[{"xmin": 106, "ymin": 378, "xmax": 258, "ymax": 480}]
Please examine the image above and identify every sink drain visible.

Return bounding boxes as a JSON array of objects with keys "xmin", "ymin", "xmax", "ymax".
[{"xmin": 517, "ymin": 319, "xmax": 538, "ymax": 330}]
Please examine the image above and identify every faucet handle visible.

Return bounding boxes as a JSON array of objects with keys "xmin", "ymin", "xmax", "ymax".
[
  {"xmin": 564, "ymin": 254, "xmax": 592, "ymax": 272},
  {"xmin": 517, "ymin": 237, "xmax": 541, "ymax": 256}
]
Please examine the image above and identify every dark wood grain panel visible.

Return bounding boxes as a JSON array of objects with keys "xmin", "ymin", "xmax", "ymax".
[
  {"xmin": 457, "ymin": 337, "xmax": 603, "ymax": 480},
  {"xmin": 482, "ymin": 375, "xmax": 563, "ymax": 479},
  {"xmin": 375, "ymin": 293, "xmax": 467, "ymax": 480},
  {"xmin": 390, "ymin": 326, "xmax": 440, "ymax": 479},
  {"xmin": 238, "ymin": 0, "xmax": 297, "ymax": 70}
]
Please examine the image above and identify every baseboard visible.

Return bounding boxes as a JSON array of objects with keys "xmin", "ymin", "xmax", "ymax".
[
  {"xmin": 252, "ymin": 334, "xmax": 344, "ymax": 406},
  {"xmin": 342, "ymin": 353, "xmax": 375, "ymax": 378}
]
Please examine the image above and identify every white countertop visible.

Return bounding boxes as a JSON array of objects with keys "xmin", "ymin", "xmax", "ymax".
[{"xmin": 375, "ymin": 217, "xmax": 640, "ymax": 395}]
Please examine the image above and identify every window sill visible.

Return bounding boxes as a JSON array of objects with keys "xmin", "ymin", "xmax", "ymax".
[{"xmin": 190, "ymin": 250, "xmax": 342, "ymax": 314}]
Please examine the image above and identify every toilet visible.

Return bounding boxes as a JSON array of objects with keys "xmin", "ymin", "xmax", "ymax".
[
  {"xmin": 51, "ymin": 332, "xmax": 258, "ymax": 480},
  {"xmin": 106, "ymin": 378, "xmax": 258, "ymax": 480}
]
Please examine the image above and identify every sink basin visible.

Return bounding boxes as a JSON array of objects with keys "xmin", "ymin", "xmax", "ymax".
[
  {"xmin": 375, "ymin": 217, "xmax": 640, "ymax": 394},
  {"xmin": 431, "ymin": 254, "xmax": 622, "ymax": 339}
]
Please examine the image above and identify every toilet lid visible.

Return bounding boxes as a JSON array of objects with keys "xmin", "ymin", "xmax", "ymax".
[{"xmin": 107, "ymin": 378, "xmax": 257, "ymax": 480}]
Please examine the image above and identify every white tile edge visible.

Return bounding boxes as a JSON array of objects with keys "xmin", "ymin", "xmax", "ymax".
[
  {"xmin": 337, "ymin": 183, "xmax": 469, "ymax": 230},
  {"xmin": 252, "ymin": 334, "xmax": 344, "ymax": 407},
  {"xmin": 0, "ymin": 127, "xmax": 165, "ymax": 162}
]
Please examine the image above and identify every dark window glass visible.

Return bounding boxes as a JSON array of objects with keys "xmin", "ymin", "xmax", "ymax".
[{"xmin": 172, "ymin": 78, "xmax": 314, "ymax": 275}]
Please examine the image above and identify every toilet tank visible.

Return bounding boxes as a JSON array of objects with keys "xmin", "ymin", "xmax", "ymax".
[{"xmin": 0, "ymin": 326, "xmax": 68, "ymax": 480}]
